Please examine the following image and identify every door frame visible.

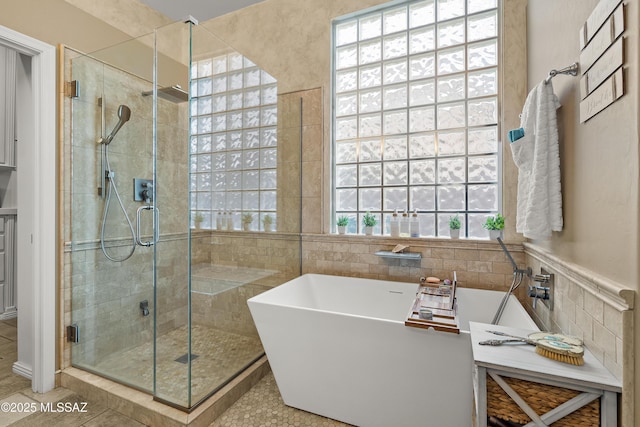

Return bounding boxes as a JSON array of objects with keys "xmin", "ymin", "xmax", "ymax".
[{"xmin": 0, "ymin": 24, "xmax": 56, "ymax": 393}]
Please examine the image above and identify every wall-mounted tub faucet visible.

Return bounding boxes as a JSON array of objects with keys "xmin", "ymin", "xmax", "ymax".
[
  {"xmin": 528, "ymin": 285, "xmax": 550, "ymax": 309},
  {"xmin": 528, "ymin": 270, "xmax": 554, "ymax": 310}
]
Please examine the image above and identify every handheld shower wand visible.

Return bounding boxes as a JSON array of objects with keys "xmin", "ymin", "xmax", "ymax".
[
  {"xmin": 99, "ymin": 105, "xmax": 131, "ymax": 145},
  {"xmin": 98, "ymin": 103, "xmax": 136, "ymax": 262}
]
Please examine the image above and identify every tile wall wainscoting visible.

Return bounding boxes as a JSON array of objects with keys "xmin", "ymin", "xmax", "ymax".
[
  {"xmin": 302, "ymin": 234, "xmax": 524, "ymax": 289},
  {"xmin": 522, "ymin": 242, "xmax": 633, "ymax": 426}
]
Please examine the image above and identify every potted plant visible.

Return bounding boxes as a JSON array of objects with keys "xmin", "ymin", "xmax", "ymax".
[
  {"xmin": 362, "ymin": 211, "xmax": 377, "ymax": 235},
  {"xmin": 242, "ymin": 213, "xmax": 254, "ymax": 231},
  {"xmin": 483, "ymin": 213, "xmax": 505, "ymax": 240},
  {"xmin": 262, "ymin": 214, "xmax": 273, "ymax": 232},
  {"xmin": 448, "ymin": 214, "xmax": 461, "ymax": 239},
  {"xmin": 337, "ymin": 215, "xmax": 350, "ymax": 234},
  {"xmin": 194, "ymin": 212, "xmax": 204, "ymax": 229}
]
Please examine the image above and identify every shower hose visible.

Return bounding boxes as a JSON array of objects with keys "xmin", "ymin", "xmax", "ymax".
[
  {"xmin": 491, "ymin": 270, "xmax": 524, "ymax": 325},
  {"xmin": 100, "ymin": 144, "xmax": 137, "ymax": 262}
]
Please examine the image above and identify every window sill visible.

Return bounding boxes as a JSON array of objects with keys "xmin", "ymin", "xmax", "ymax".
[
  {"xmin": 329, "ymin": 233, "xmax": 493, "ymax": 242},
  {"xmin": 299, "ymin": 233, "xmax": 523, "ymax": 252}
]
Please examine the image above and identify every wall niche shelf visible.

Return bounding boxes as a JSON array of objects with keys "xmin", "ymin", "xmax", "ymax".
[{"xmin": 374, "ymin": 250, "xmax": 421, "ymax": 260}]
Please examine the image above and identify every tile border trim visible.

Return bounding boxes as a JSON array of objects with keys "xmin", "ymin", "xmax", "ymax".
[{"xmin": 524, "ymin": 242, "xmax": 634, "ymax": 311}]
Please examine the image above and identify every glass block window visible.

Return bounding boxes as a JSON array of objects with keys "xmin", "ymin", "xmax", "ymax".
[
  {"xmin": 190, "ymin": 53, "xmax": 277, "ymax": 231},
  {"xmin": 333, "ymin": 0, "xmax": 500, "ymax": 238}
]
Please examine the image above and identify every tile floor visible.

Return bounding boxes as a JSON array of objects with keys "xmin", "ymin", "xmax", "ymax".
[
  {"xmin": 0, "ymin": 319, "xmax": 352, "ymax": 426},
  {"xmin": 211, "ymin": 373, "xmax": 350, "ymax": 427}
]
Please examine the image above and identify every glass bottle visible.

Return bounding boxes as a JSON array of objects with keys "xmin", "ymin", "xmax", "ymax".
[
  {"xmin": 410, "ymin": 210, "xmax": 420, "ymax": 237},
  {"xmin": 226, "ymin": 210, "xmax": 234, "ymax": 230},
  {"xmin": 400, "ymin": 211, "xmax": 409, "ymax": 237},
  {"xmin": 216, "ymin": 211, "xmax": 223, "ymax": 230}
]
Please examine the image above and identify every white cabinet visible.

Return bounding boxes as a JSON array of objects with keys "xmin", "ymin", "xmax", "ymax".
[
  {"xmin": 0, "ymin": 45, "xmax": 16, "ymax": 167},
  {"xmin": 0, "ymin": 214, "xmax": 16, "ymax": 318},
  {"xmin": 0, "ymin": 45, "xmax": 17, "ymax": 319}
]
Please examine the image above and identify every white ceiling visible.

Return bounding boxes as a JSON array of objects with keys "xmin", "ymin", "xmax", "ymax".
[{"xmin": 139, "ymin": 0, "xmax": 267, "ymax": 23}]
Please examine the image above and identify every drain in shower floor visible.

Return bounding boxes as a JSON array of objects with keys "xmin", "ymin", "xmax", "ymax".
[{"xmin": 174, "ymin": 353, "xmax": 199, "ymax": 364}]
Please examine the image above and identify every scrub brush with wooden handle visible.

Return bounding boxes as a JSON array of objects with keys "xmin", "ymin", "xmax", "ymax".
[{"xmin": 481, "ymin": 330, "xmax": 585, "ymax": 366}]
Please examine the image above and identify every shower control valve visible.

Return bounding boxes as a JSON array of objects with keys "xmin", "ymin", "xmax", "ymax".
[
  {"xmin": 133, "ymin": 178, "xmax": 154, "ymax": 203},
  {"xmin": 528, "ymin": 285, "xmax": 550, "ymax": 300},
  {"xmin": 528, "ymin": 268, "xmax": 554, "ymax": 310},
  {"xmin": 533, "ymin": 274, "xmax": 551, "ymax": 283},
  {"xmin": 141, "ymin": 182, "xmax": 153, "ymax": 203}
]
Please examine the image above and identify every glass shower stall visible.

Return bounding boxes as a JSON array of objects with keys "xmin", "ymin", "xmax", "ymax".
[{"xmin": 63, "ymin": 20, "xmax": 301, "ymax": 410}]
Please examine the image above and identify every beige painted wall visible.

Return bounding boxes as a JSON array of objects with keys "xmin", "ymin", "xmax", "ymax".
[
  {"xmin": 527, "ymin": 0, "xmax": 638, "ymax": 293},
  {"xmin": 0, "ymin": 0, "xmax": 167, "ymax": 53},
  {"xmin": 527, "ymin": 0, "xmax": 639, "ymax": 424},
  {"xmin": 0, "ymin": 1, "xmax": 130, "ymax": 53},
  {"xmin": 201, "ymin": 0, "xmax": 389, "ymax": 94}
]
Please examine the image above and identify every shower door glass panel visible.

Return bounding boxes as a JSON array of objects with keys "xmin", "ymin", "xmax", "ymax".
[
  {"xmin": 67, "ymin": 16, "xmax": 302, "ymax": 411},
  {"xmin": 68, "ymin": 32, "xmax": 156, "ymax": 393},
  {"xmin": 153, "ymin": 21, "xmax": 280, "ymax": 409},
  {"xmin": 152, "ymin": 20, "xmax": 192, "ymax": 408}
]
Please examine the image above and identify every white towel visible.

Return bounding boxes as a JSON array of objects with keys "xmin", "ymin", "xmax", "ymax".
[{"xmin": 510, "ymin": 80, "xmax": 563, "ymax": 240}]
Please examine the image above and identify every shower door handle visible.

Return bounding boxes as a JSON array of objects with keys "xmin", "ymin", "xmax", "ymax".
[{"xmin": 136, "ymin": 205, "xmax": 160, "ymax": 246}]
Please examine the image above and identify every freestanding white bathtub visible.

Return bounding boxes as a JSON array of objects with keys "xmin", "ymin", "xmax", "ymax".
[{"xmin": 247, "ymin": 274, "xmax": 538, "ymax": 427}]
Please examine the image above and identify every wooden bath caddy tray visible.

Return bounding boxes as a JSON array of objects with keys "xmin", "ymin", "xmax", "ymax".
[{"xmin": 405, "ymin": 277, "xmax": 459, "ymax": 334}]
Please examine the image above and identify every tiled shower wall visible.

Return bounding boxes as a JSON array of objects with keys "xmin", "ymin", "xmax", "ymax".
[
  {"xmin": 191, "ymin": 232, "xmax": 301, "ymax": 337},
  {"xmin": 62, "ymin": 58, "xmax": 309, "ymax": 369},
  {"xmin": 190, "ymin": 89, "xmax": 308, "ymax": 335},
  {"xmin": 281, "ymin": 88, "xmax": 324, "ymax": 234},
  {"xmin": 61, "ymin": 46, "xmax": 191, "ymax": 369}
]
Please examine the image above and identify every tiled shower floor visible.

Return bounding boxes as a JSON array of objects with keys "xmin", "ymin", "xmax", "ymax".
[{"xmin": 91, "ymin": 324, "xmax": 264, "ymax": 406}]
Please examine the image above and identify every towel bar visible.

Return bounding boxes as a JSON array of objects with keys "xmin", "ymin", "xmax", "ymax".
[{"xmin": 545, "ymin": 62, "xmax": 579, "ymax": 84}]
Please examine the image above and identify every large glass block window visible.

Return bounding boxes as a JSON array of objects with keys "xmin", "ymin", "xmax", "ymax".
[
  {"xmin": 333, "ymin": 0, "xmax": 500, "ymax": 238},
  {"xmin": 190, "ymin": 52, "xmax": 277, "ymax": 231}
]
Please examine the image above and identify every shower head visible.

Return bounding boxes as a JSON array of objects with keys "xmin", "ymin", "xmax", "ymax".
[
  {"xmin": 103, "ymin": 105, "xmax": 131, "ymax": 145},
  {"xmin": 141, "ymin": 85, "xmax": 189, "ymax": 103}
]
